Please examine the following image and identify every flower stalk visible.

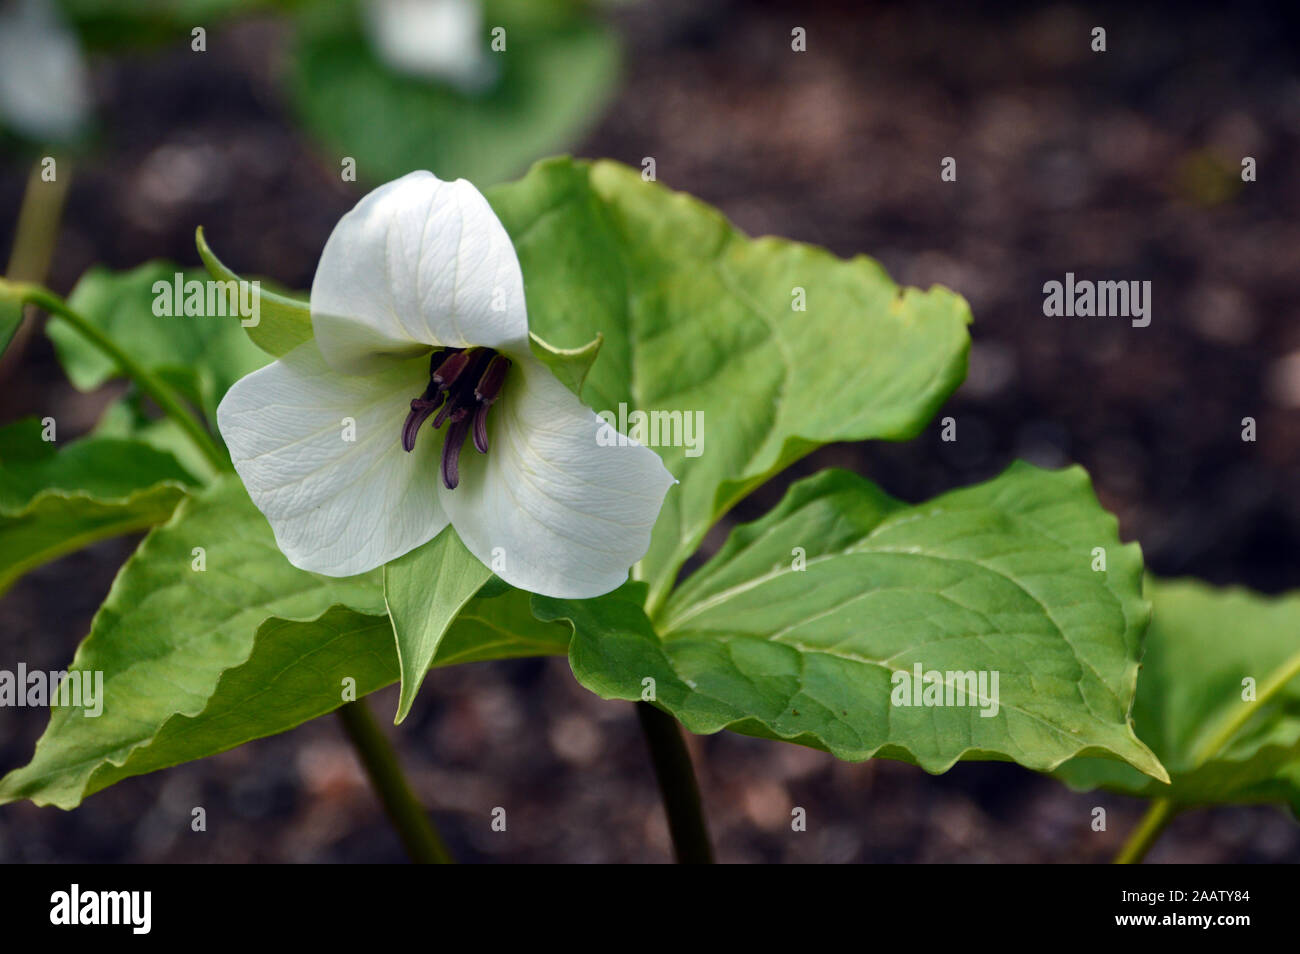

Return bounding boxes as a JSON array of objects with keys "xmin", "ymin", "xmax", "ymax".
[
  {"xmin": 636, "ymin": 701, "xmax": 714, "ymax": 863},
  {"xmin": 336, "ymin": 699, "xmax": 455, "ymax": 864},
  {"xmin": 2, "ymin": 281, "xmax": 229, "ymax": 473},
  {"xmin": 1113, "ymin": 647, "xmax": 1300, "ymax": 863},
  {"xmin": 1, "ymin": 157, "xmax": 71, "ymax": 378},
  {"xmin": 1114, "ymin": 798, "xmax": 1177, "ymax": 865}
]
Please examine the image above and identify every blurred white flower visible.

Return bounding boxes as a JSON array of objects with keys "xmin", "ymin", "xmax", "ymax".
[
  {"xmin": 363, "ymin": 0, "xmax": 498, "ymax": 94},
  {"xmin": 217, "ymin": 171, "xmax": 674, "ymax": 598},
  {"xmin": 0, "ymin": 0, "xmax": 91, "ymax": 142}
]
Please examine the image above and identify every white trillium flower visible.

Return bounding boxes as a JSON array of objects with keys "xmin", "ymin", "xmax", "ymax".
[
  {"xmin": 216, "ymin": 172, "xmax": 675, "ymax": 599},
  {"xmin": 0, "ymin": 0, "xmax": 91, "ymax": 143},
  {"xmin": 362, "ymin": 0, "xmax": 498, "ymax": 95}
]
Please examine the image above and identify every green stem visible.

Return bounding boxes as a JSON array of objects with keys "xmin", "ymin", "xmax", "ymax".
[
  {"xmin": 335, "ymin": 699, "xmax": 454, "ymax": 864},
  {"xmin": 1112, "ymin": 649, "xmax": 1300, "ymax": 864},
  {"xmin": 1113, "ymin": 798, "xmax": 1177, "ymax": 865},
  {"xmin": 1191, "ymin": 648, "xmax": 1300, "ymax": 766},
  {"xmin": 1, "ymin": 156, "xmax": 71, "ymax": 375},
  {"xmin": 4, "ymin": 281, "xmax": 229, "ymax": 472},
  {"xmin": 636, "ymin": 701, "xmax": 714, "ymax": 863},
  {"xmin": 6, "ymin": 157, "xmax": 70, "ymax": 283}
]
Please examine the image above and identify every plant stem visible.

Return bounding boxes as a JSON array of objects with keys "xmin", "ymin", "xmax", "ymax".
[
  {"xmin": 5, "ymin": 281, "xmax": 229, "ymax": 472},
  {"xmin": 1192, "ymin": 647, "xmax": 1300, "ymax": 766},
  {"xmin": 636, "ymin": 701, "xmax": 714, "ymax": 863},
  {"xmin": 335, "ymin": 699, "xmax": 455, "ymax": 864},
  {"xmin": 1, "ymin": 156, "xmax": 71, "ymax": 376},
  {"xmin": 1113, "ymin": 647, "xmax": 1300, "ymax": 864},
  {"xmin": 6, "ymin": 157, "xmax": 69, "ymax": 282},
  {"xmin": 1113, "ymin": 798, "xmax": 1177, "ymax": 864}
]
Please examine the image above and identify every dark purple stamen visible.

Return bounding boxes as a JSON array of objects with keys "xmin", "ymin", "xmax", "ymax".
[
  {"xmin": 432, "ymin": 349, "xmax": 471, "ymax": 388},
  {"xmin": 401, "ymin": 385, "xmax": 444, "ymax": 453},
  {"xmin": 430, "ymin": 397, "xmax": 456, "ymax": 430},
  {"xmin": 400, "ymin": 345, "xmax": 512, "ymax": 490},
  {"xmin": 441, "ymin": 410, "xmax": 471, "ymax": 490},
  {"xmin": 472, "ymin": 402, "xmax": 490, "ymax": 454},
  {"xmin": 471, "ymin": 355, "xmax": 511, "ymax": 454},
  {"xmin": 475, "ymin": 355, "xmax": 510, "ymax": 404}
]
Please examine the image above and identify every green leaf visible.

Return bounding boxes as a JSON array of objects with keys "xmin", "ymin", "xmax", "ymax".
[
  {"xmin": 488, "ymin": 158, "xmax": 972, "ymax": 612},
  {"xmin": 93, "ymin": 397, "xmax": 217, "ymax": 484},
  {"xmin": 46, "ymin": 262, "xmax": 270, "ymax": 425},
  {"xmin": 0, "ymin": 592, "xmax": 568, "ymax": 809},
  {"xmin": 290, "ymin": 2, "xmax": 620, "ymax": 186},
  {"xmin": 1056, "ymin": 579, "xmax": 1300, "ymax": 814},
  {"xmin": 384, "ymin": 526, "xmax": 492, "ymax": 724},
  {"xmin": 0, "ymin": 585, "xmax": 571, "ymax": 808},
  {"xmin": 110, "ymin": 587, "xmax": 574, "ymax": 795},
  {"xmin": 529, "ymin": 330, "xmax": 602, "ymax": 396},
  {"xmin": 0, "ymin": 474, "xmax": 387, "ymax": 809},
  {"xmin": 34, "ymin": 606, "xmax": 401, "ymax": 805},
  {"xmin": 536, "ymin": 463, "xmax": 1167, "ymax": 780},
  {"xmin": 0, "ymin": 418, "xmax": 195, "ymax": 596},
  {"xmin": 430, "ymin": 585, "xmax": 571, "ymax": 667},
  {"xmin": 0, "ymin": 473, "xmax": 571, "ymax": 807},
  {"xmin": 195, "ymin": 226, "xmax": 313, "ymax": 358}
]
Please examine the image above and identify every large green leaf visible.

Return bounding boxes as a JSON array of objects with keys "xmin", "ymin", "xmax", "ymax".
[
  {"xmin": 0, "ymin": 591, "xmax": 568, "ymax": 809},
  {"xmin": 1057, "ymin": 579, "xmax": 1300, "ymax": 814},
  {"xmin": 75, "ymin": 588, "xmax": 571, "ymax": 803},
  {"xmin": 536, "ymin": 463, "xmax": 1167, "ymax": 780},
  {"xmin": 291, "ymin": 1, "xmax": 620, "ymax": 187},
  {"xmin": 46, "ymin": 261, "xmax": 270, "ymax": 425},
  {"xmin": 488, "ymin": 158, "xmax": 972, "ymax": 611},
  {"xmin": 0, "ymin": 417, "xmax": 195, "ymax": 596},
  {"xmin": 384, "ymin": 526, "xmax": 492, "ymax": 724},
  {"xmin": 0, "ymin": 472, "xmax": 572, "ymax": 807},
  {"xmin": 0, "ymin": 474, "xmax": 386, "ymax": 809},
  {"xmin": 30, "ymin": 607, "xmax": 401, "ymax": 806}
]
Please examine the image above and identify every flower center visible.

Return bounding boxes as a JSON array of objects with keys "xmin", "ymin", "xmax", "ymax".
[{"xmin": 402, "ymin": 346, "xmax": 511, "ymax": 490}]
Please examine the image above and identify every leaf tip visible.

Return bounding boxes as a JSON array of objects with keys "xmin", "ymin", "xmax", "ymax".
[
  {"xmin": 392, "ymin": 698, "xmax": 412, "ymax": 726},
  {"xmin": 1130, "ymin": 741, "xmax": 1172, "ymax": 785}
]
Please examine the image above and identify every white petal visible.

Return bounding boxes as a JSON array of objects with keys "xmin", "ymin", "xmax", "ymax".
[
  {"xmin": 216, "ymin": 340, "xmax": 449, "ymax": 577},
  {"xmin": 439, "ymin": 356, "xmax": 675, "ymax": 598},
  {"xmin": 311, "ymin": 171, "xmax": 529, "ymax": 375}
]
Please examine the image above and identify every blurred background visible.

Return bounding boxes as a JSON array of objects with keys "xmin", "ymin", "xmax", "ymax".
[{"xmin": 1, "ymin": 0, "xmax": 1299, "ymax": 862}]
